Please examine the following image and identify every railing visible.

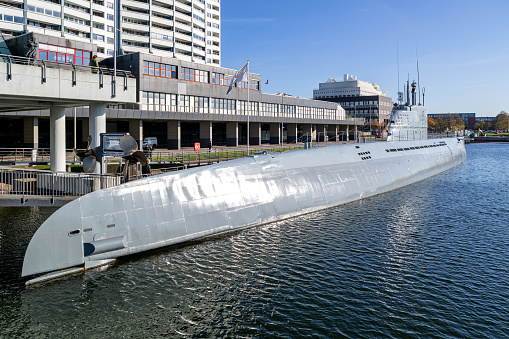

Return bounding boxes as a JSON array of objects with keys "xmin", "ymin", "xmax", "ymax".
[
  {"xmin": 0, "ymin": 53, "xmax": 135, "ymax": 78},
  {"xmin": 0, "ymin": 148, "xmax": 74, "ymax": 164},
  {"xmin": 0, "ymin": 167, "xmax": 123, "ymax": 201},
  {"xmin": 428, "ymin": 131, "xmax": 465, "ymax": 139}
]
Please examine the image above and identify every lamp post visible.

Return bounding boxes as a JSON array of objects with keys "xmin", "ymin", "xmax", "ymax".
[
  {"xmin": 354, "ymin": 101, "xmax": 357, "ymax": 142},
  {"xmin": 281, "ymin": 93, "xmax": 285, "ymax": 148}
]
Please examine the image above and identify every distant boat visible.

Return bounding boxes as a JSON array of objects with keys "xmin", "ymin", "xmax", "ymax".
[{"xmin": 22, "ymin": 80, "xmax": 466, "ymax": 285}]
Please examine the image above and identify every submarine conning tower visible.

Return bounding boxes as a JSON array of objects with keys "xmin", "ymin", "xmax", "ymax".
[{"xmin": 387, "ymin": 79, "xmax": 427, "ymax": 141}]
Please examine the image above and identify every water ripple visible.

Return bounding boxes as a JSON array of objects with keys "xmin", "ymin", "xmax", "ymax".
[{"xmin": 1, "ymin": 144, "xmax": 509, "ymax": 337}]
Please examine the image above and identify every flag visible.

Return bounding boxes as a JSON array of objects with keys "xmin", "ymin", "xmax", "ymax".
[{"xmin": 226, "ymin": 62, "xmax": 249, "ymax": 95}]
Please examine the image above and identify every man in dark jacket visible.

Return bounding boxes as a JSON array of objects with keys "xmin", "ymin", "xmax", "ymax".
[{"xmin": 89, "ymin": 55, "xmax": 99, "ymax": 73}]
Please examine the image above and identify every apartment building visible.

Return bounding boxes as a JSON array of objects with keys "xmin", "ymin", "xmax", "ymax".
[
  {"xmin": 313, "ymin": 74, "xmax": 393, "ymax": 125},
  {"xmin": 0, "ymin": 0, "xmax": 221, "ymax": 64}
]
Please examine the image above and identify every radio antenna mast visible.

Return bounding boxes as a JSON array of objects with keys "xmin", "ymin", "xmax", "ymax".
[
  {"xmin": 416, "ymin": 46, "xmax": 421, "ymax": 105},
  {"xmin": 397, "ymin": 37, "xmax": 400, "ymax": 101}
]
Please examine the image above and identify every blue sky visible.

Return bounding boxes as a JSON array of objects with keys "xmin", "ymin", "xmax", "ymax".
[{"xmin": 221, "ymin": 0, "xmax": 509, "ymax": 116}]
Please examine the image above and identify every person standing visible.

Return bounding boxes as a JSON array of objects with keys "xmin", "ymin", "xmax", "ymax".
[{"xmin": 89, "ymin": 55, "xmax": 99, "ymax": 73}]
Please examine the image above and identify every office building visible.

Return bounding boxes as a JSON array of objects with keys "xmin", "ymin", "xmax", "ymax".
[
  {"xmin": 313, "ymin": 74, "xmax": 393, "ymax": 125},
  {"xmin": 428, "ymin": 113, "xmax": 476, "ymax": 130},
  {"xmin": 0, "ymin": 32, "xmax": 357, "ymax": 149}
]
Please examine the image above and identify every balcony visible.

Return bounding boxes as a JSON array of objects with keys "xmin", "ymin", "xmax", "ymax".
[
  {"xmin": 121, "ymin": 10, "xmax": 149, "ymax": 21},
  {"xmin": 28, "ymin": 12, "xmax": 62, "ymax": 26},
  {"xmin": 121, "ymin": 21, "xmax": 150, "ymax": 32},
  {"xmin": 65, "ymin": 0, "xmax": 92, "ymax": 10},
  {"xmin": 151, "ymin": 5, "xmax": 173, "ymax": 17},
  {"xmin": 122, "ymin": 0, "xmax": 149, "ymax": 11},
  {"xmin": 64, "ymin": 7, "xmax": 92, "ymax": 21},
  {"xmin": 150, "ymin": 15, "xmax": 173, "ymax": 27},
  {"xmin": 174, "ymin": 0, "xmax": 192, "ymax": 14},
  {"xmin": 174, "ymin": 20, "xmax": 191, "ymax": 32},
  {"xmin": 122, "ymin": 33, "xmax": 149, "ymax": 44}
]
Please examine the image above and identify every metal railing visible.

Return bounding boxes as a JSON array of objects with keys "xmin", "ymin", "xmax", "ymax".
[
  {"xmin": 0, "ymin": 166, "xmax": 123, "ymax": 200},
  {"xmin": 0, "ymin": 53, "xmax": 134, "ymax": 78},
  {"xmin": 0, "ymin": 148, "xmax": 53, "ymax": 164}
]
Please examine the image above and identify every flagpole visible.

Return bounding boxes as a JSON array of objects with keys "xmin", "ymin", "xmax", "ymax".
[{"xmin": 247, "ymin": 60, "xmax": 250, "ymax": 155}]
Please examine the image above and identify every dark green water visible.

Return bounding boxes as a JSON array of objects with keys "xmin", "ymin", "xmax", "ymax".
[{"xmin": 1, "ymin": 143, "xmax": 508, "ymax": 338}]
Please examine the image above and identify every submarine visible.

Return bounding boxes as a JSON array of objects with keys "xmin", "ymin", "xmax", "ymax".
[{"xmin": 21, "ymin": 81, "xmax": 466, "ymax": 284}]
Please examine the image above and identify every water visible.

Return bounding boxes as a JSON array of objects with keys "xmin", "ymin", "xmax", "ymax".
[{"xmin": 1, "ymin": 143, "xmax": 509, "ymax": 338}]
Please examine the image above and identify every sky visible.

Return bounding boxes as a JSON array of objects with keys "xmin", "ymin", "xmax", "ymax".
[{"xmin": 220, "ymin": 0, "xmax": 509, "ymax": 116}]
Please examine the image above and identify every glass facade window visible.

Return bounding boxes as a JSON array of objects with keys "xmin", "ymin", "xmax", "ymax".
[
  {"xmin": 210, "ymin": 98, "xmax": 236, "ymax": 114},
  {"xmin": 38, "ymin": 43, "xmax": 90, "ymax": 65},
  {"xmin": 238, "ymin": 79, "xmax": 260, "ymax": 90},
  {"xmin": 194, "ymin": 97, "xmax": 209, "ymax": 113},
  {"xmin": 181, "ymin": 67, "xmax": 209, "ymax": 83},
  {"xmin": 179, "ymin": 95, "xmax": 191, "ymax": 112},
  {"xmin": 142, "ymin": 61, "xmax": 177, "ymax": 79},
  {"xmin": 142, "ymin": 91, "xmax": 171, "ymax": 111},
  {"xmin": 211, "ymin": 72, "xmax": 232, "ymax": 86}
]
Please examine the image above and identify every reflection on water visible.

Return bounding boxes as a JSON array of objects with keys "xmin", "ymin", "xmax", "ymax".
[{"xmin": 1, "ymin": 144, "xmax": 509, "ymax": 337}]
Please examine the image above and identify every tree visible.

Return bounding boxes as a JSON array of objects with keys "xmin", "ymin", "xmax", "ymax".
[
  {"xmin": 475, "ymin": 120, "xmax": 486, "ymax": 130},
  {"xmin": 428, "ymin": 117, "xmax": 436, "ymax": 131},
  {"xmin": 495, "ymin": 111, "xmax": 509, "ymax": 131},
  {"xmin": 450, "ymin": 114, "xmax": 466, "ymax": 131}
]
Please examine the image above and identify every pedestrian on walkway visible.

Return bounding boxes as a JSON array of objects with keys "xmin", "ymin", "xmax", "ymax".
[{"xmin": 89, "ymin": 55, "xmax": 99, "ymax": 73}]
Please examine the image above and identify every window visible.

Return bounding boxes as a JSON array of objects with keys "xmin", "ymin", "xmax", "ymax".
[
  {"xmin": 93, "ymin": 34, "xmax": 105, "ymax": 41},
  {"xmin": 211, "ymin": 72, "xmax": 231, "ymax": 86},
  {"xmin": 194, "ymin": 96, "xmax": 209, "ymax": 113},
  {"xmin": 142, "ymin": 61, "xmax": 177, "ymax": 79},
  {"xmin": 210, "ymin": 98, "xmax": 236, "ymax": 114},
  {"xmin": 107, "ymin": 25, "xmax": 114, "ymax": 32},
  {"xmin": 107, "ymin": 13, "xmax": 114, "ymax": 20},
  {"xmin": 238, "ymin": 79, "xmax": 260, "ymax": 91},
  {"xmin": 107, "ymin": 1, "xmax": 113, "ymax": 8},
  {"xmin": 179, "ymin": 95, "xmax": 191, "ymax": 112},
  {"xmin": 38, "ymin": 43, "xmax": 91, "ymax": 65},
  {"xmin": 181, "ymin": 67, "xmax": 209, "ymax": 83}
]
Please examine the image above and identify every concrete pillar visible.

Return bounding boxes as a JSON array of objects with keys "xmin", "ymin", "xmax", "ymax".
[
  {"xmin": 249, "ymin": 122, "xmax": 261, "ymax": 145},
  {"xmin": 167, "ymin": 120, "xmax": 180, "ymax": 149},
  {"xmin": 24, "ymin": 117, "xmax": 39, "ymax": 148},
  {"xmin": 199, "ymin": 121, "xmax": 212, "ymax": 148},
  {"xmin": 89, "ymin": 103, "xmax": 107, "ymax": 149},
  {"xmin": 50, "ymin": 106, "xmax": 66, "ymax": 172},
  {"xmin": 226, "ymin": 121, "xmax": 238, "ymax": 146},
  {"xmin": 89, "ymin": 103, "xmax": 107, "ymax": 174},
  {"xmin": 302, "ymin": 124, "xmax": 313, "ymax": 142},
  {"xmin": 338, "ymin": 124, "xmax": 349, "ymax": 142},
  {"xmin": 316, "ymin": 124, "xmax": 327, "ymax": 142},
  {"xmin": 327, "ymin": 125, "xmax": 338, "ymax": 141},
  {"xmin": 269, "ymin": 123, "xmax": 281, "ymax": 145},
  {"xmin": 286, "ymin": 123, "xmax": 298, "ymax": 144},
  {"xmin": 129, "ymin": 119, "xmax": 143, "ymax": 148}
]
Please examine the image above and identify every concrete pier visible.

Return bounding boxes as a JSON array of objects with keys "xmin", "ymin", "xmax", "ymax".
[{"xmin": 49, "ymin": 106, "xmax": 66, "ymax": 172}]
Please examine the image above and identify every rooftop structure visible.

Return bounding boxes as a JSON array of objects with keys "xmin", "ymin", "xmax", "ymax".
[{"xmin": 313, "ymin": 74, "xmax": 393, "ymax": 125}]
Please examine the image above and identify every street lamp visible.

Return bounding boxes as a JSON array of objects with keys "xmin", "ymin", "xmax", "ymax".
[{"xmin": 354, "ymin": 101, "xmax": 357, "ymax": 141}]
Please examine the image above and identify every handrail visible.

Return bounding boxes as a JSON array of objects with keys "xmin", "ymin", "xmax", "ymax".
[
  {"xmin": 0, "ymin": 166, "xmax": 124, "ymax": 201},
  {"xmin": 0, "ymin": 53, "xmax": 135, "ymax": 78}
]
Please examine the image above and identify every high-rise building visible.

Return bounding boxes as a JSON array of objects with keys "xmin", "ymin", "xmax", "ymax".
[
  {"xmin": 313, "ymin": 74, "xmax": 393, "ymax": 125},
  {"xmin": 0, "ymin": 0, "xmax": 221, "ymax": 64}
]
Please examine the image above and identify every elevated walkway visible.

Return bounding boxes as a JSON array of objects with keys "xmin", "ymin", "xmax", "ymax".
[
  {"xmin": 0, "ymin": 53, "xmax": 136, "ymax": 112},
  {"xmin": 0, "ymin": 53, "xmax": 137, "ymax": 172}
]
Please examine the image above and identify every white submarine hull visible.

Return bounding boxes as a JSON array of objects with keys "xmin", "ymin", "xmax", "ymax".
[{"xmin": 22, "ymin": 137, "xmax": 466, "ymax": 280}]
